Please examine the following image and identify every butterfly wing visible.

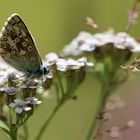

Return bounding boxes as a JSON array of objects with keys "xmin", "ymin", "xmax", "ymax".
[{"xmin": 0, "ymin": 13, "xmax": 42, "ymax": 75}]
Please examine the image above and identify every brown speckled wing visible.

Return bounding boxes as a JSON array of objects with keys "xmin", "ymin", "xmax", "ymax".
[{"xmin": 0, "ymin": 13, "xmax": 42, "ymax": 74}]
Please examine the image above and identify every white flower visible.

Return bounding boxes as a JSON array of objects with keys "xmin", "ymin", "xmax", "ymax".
[
  {"xmin": 62, "ymin": 29, "xmax": 140, "ymax": 56},
  {"xmin": 9, "ymin": 99, "xmax": 31, "ymax": 114},
  {"xmin": 25, "ymin": 97, "xmax": 42, "ymax": 105},
  {"xmin": 44, "ymin": 53, "xmax": 94, "ymax": 72},
  {"xmin": 56, "ymin": 57, "xmax": 93, "ymax": 72},
  {"xmin": 62, "ymin": 32, "xmax": 93, "ymax": 55},
  {"xmin": 77, "ymin": 57, "xmax": 94, "ymax": 67},
  {"xmin": 44, "ymin": 52, "xmax": 59, "ymax": 66},
  {"xmin": 56, "ymin": 58, "xmax": 67, "ymax": 71}
]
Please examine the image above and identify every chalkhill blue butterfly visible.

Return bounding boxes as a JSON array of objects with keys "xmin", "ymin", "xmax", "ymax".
[{"xmin": 0, "ymin": 13, "xmax": 47, "ymax": 78}]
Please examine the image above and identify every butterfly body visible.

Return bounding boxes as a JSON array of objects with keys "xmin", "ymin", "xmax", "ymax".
[{"xmin": 0, "ymin": 13, "xmax": 46, "ymax": 77}]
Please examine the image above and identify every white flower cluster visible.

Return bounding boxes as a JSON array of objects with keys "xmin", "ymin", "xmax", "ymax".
[
  {"xmin": 44, "ymin": 53, "xmax": 93, "ymax": 73},
  {"xmin": 9, "ymin": 97, "xmax": 41, "ymax": 114},
  {"xmin": 62, "ymin": 29, "xmax": 140, "ymax": 56}
]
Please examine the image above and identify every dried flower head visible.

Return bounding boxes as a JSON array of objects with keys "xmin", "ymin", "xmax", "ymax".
[
  {"xmin": 121, "ymin": 58, "xmax": 140, "ymax": 72},
  {"xmin": 20, "ymin": 80, "xmax": 38, "ymax": 98},
  {"xmin": 3, "ymin": 87, "xmax": 16, "ymax": 105},
  {"xmin": 86, "ymin": 17, "xmax": 99, "ymax": 30}
]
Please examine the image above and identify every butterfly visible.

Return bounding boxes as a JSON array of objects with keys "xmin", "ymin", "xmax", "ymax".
[{"xmin": 0, "ymin": 13, "xmax": 47, "ymax": 78}]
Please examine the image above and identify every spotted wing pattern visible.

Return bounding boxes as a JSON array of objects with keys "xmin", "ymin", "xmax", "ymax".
[{"xmin": 0, "ymin": 13, "xmax": 42, "ymax": 75}]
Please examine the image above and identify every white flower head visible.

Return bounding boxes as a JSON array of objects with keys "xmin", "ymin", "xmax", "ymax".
[
  {"xmin": 25, "ymin": 97, "xmax": 42, "ymax": 105},
  {"xmin": 44, "ymin": 52, "xmax": 93, "ymax": 73},
  {"xmin": 56, "ymin": 57, "xmax": 93, "ymax": 72},
  {"xmin": 62, "ymin": 29, "xmax": 140, "ymax": 56},
  {"xmin": 44, "ymin": 52, "xmax": 59, "ymax": 66},
  {"xmin": 9, "ymin": 99, "xmax": 31, "ymax": 114}
]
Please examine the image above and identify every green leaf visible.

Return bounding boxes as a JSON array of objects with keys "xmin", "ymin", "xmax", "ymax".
[{"xmin": 0, "ymin": 120, "xmax": 10, "ymax": 135}]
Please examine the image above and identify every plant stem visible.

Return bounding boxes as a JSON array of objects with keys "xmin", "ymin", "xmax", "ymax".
[
  {"xmin": 10, "ymin": 126, "xmax": 18, "ymax": 140},
  {"xmin": 57, "ymin": 73, "xmax": 65, "ymax": 96},
  {"xmin": 85, "ymin": 82, "xmax": 111, "ymax": 140},
  {"xmin": 9, "ymin": 108, "xmax": 12, "ymax": 125},
  {"xmin": 23, "ymin": 124, "xmax": 29, "ymax": 140},
  {"xmin": 35, "ymin": 74, "xmax": 79, "ymax": 140},
  {"xmin": 85, "ymin": 94, "xmax": 102, "ymax": 140},
  {"xmin": 34, "ymin": 100, "xmax": 64, "ymax": 140},
  {"xmin": 127, "ymin": 0, "xmax": 140, "ymax": 33}
]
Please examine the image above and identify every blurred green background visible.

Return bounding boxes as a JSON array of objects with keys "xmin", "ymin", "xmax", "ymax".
[{"xmin": 0, "ymin": 0, "xmax": 140, "ymax": 140}]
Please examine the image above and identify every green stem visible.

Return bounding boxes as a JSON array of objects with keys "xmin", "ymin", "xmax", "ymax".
[
  {"xmin": 85, "ymin": 82, "xmax": 111, "ymax": 140},
  {"xmin": 18, "ymin": 115, "xmax": 31, "ymax": 127},
  {"xmin": 23, "ymin": 124, "xmax": 29, "ymax": 140},
  {"xmin": 57, "ymin": 73, "xmax": 65, "ymax": 96},
  {"xmin": 9, "ymin": 108, "xmax": 12, "ymax": 125},
  {"xmin": 54, "ymin": 81, "xmax": 60, "ymax": 102},
  {"xmin": 85, "ymin": 93, "xmax": 102, "ymax": 140},
  {"xmin": 10, "ymin": 126, "xmax": 18, "ymax": 140},
  {"xmin": 35, "ymin": 73, "xmax": 79, "ymax": 140},
  {"xmin": 34, "ymin": 100, "xmax": 65, "ymax": 140}
]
